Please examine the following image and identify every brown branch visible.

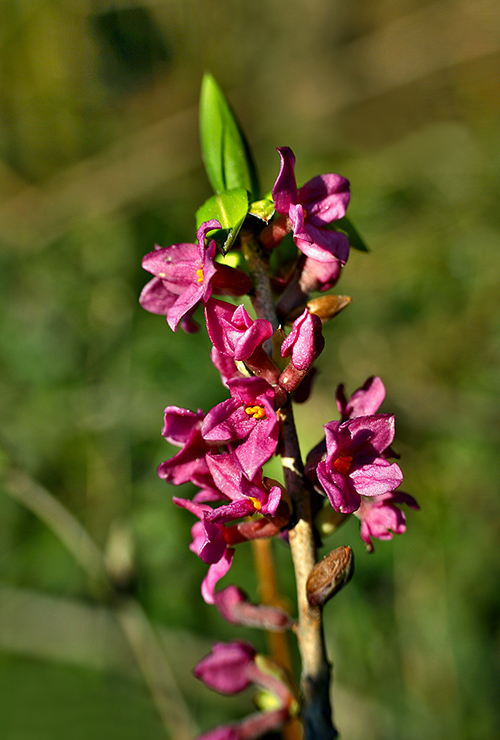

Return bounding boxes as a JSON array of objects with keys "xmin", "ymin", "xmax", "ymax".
[
  {"xmin": 281, "ymin": 401, "xmax": 337, "ymax": 740},
  {"xmin": 241, "ymin": 229, "xmax": 337, "ymax": 740}
]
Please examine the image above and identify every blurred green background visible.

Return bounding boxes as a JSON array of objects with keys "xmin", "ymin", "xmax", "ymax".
[{"xmin": 1, "ymin": 1, "xmax": 499, "ymax": 738}]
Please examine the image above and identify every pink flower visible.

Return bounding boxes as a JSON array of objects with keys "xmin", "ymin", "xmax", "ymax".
[
  {"xmin": 272, "ymin": 147, "xmax": 350, "ymax": 263},
  {"xmin": 309, "ymin": 415, "xmax": 403, "ymax": 514},
  {"xmin": 140, "ymin": 220, "xmax": 220, "ymax": 331},
  {"xmin": 205, "ymin": 300, "xmax": 280, "ymax": 385},
  {"xmin": 355, "ymin": 490, "xmax": 420, "ymax": 551},
  {"xmin": 140, "ymin": 220, "xmax": 252, "ymax": 331},
  {"xmin": 194, "ymin": 641, "xmax": 297, "ymax": 740},
  {"xmin": 202, "ymin": 377, "xmax": 279, "ymax": 479},
  {"xmin": 205, "ymin": 299, "xmax": 273, "ymax": 361},
  {"xmin": 157, "ymin": 407, "xmax": 217, "ymax": 491},
  {"xmin": 194, "ymin": 640, "xmax": 257, "ymax": 694},
  {"xmin": 336, "ymin": 376, "xmax": 386, "ymax": 421},
  {"xmin": 173, "ymin": 454, "xmax": 284, "ymax": 602},
  {"xmin": 279, "ymin": 308, "xmax": 324, "ymax": 393}
]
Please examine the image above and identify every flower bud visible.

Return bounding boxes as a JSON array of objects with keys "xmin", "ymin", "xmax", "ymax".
[
  {"xmin": 194, "ymin": 641, "xmax": 256, "ymax": 694},
  {"xmin": 307, "ymin": 295, "xmax": 351, "ymax": 322},
  {"xmin": 299, "ymin": 256, "xmax": 342, "ymax": 294},
  {"xmin": 214, "ymin": 586, "xmax": 295, "ymax": 631},
  {"xmin": 278, "ymin": 309, "xmax": 324, "ymax": 393},
  {"xmin": 306, "ymin": 545, "xmax": 354, "ymax": 607}
]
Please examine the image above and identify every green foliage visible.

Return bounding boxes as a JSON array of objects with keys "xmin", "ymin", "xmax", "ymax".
[
  {"xmin": 195, "ymin": 187, "xmax": 249, "ymax": 254},
  {"xmin": 331, "ymin": 216, "xmax": 370, "ymax": 252},
  {"xmin": 199, "ymin": 73, "xmax": 260, "ymax": 200}
]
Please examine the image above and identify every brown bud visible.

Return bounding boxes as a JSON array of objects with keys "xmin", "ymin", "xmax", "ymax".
[
  {"xmin": 306, "ymin": 545, "xmax": 354, "ymax": 607},
  {"xmin": 307, "ymin": 295, "xmax": 351, "ymax": 323}
]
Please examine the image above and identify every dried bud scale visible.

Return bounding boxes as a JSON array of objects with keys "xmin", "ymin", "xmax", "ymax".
[{"xmin": 306, "ymin": 546, "xmax": 354, "ymax": 607}]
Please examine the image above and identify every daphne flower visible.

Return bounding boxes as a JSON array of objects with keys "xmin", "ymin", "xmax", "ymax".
[
  {"xmin": 202, "ymin": 377, "xmax": 279, "ymax": 479},
  {"xmin": 355, "ymin": 490, "xmax": 420, "ymax": 551},
  {"xmin": 279, "ymin": 308, "xmax": 324, "ymax": 393},
  {"xmin": 157, "ymin": 406, "xmax": 217, "ymax": 491},
  {"xmin": 311, "ymin": 415, "xmax": 403, "ymax": 514},
  {"xmin": 140, "ymin": 220, "xmax": 252, "ymax": 331},
  {"xmin": 272, "ymin": 147, "xmax": 350, "ymax": 263},
  {"xmin": 194, "ymin": 642, "xmax": 298, "ymax": 740},
  {"xmin": 336, "ymin": 376, "xmax": 386, "ymax": 421},
  {"xmin": 205, "ymin": 299, "xmax": 273, "ymax": 360},
  {"xmin": 139, "ymin": 220, "xmax": 220, "ymax": 331}
]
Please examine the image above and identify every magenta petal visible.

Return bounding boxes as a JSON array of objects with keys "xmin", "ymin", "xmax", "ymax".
[
  {"xmin": 139, "ymin": 277, "xmax": 176, "ymax": 315},
  {"xmin": 207, "ymin": 499, "xmax": 255, "ymax": 525},
  {"xmin": 293, "ymin": 221, "xmax": 350, "ymax": 264},
  {"xmin": 281, "ymin": 308, "xmax": 324, "ymax": 370},
  {"xmin": 202, "ymin": 400, "xmax": 254, "ymax": 443},
  {"xmin": 272, "ymin": 147, "xmax": 299, "ymax": 213},
  {"xmin": 317, "ymin": 461, "xmax": 361, "ymax": 513},
  {"xmin": 194, "ymin": 640, "xmax": 256, "ymax": 695},
  {"xmin": 161, "ymin": 406, "xmax": 204, "ymax": 444},
  {"xmin": 350, "ymin": 460, "xmax": 403, "ymax": 497},
  {"xmin": 166, "ymin": 281, "xmax": 206, "ymax": 332},
  {"xmin": 211, "ymin": 347, "xmax": 242, "ymax": 386},
  {"xmin": 336, "ymin": 376, "xmax": 386, "ymax": 420},
  {"xmin": 260, "ymin": 485, "xmax": 281, "ymax": 517},
  {"xmin": 234, "ymin": 419, "xmax": 279, "ymax": 480},
  {"xmin": 201, "ymin": 548, "xmax": 234, "ymax": 604},
  {"xmin": 142, "ymin": 243, "xmax": 199, "ymax": 282},
  {"xmin": 343, "ymin": 414, "xmax": 396, "ymax": 456},
  {"xmin": 299, "ymin": 173, "xmax": 350, "ymax": 224}
]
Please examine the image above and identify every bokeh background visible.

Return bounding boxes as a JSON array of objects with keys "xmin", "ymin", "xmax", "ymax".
[{"xmin": 1, "ymin": 1, "xmax": 499, "ymax": 738}]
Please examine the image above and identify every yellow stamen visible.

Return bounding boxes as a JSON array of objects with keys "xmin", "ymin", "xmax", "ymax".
[
  {"xmin": 333, "ymin": 455, "xmax": 353, "ymax": 475},
  {"xmin": 249, "ymin": 497, "xmax": 262, "ymax": 511},
  {"xmin": 245, "ymin": 405, "xmax": 266, "ymax": 420},
  {"xmin": 196, "ymin": 266, "xmax": 204, "ymax": 284}
]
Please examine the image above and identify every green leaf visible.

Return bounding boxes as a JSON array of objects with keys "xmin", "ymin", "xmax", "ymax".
[
  {"xmin": 195, "ymin": 187, "xmax": 249, "ymax": 254},
  {"xmin": 249, "ymin": 197, "xmax": 275, "ymax": 223},
  {"xmin": 330, "ymin": 216, "xmax": 369, "ymax": 252},
  {"xmin": 199, "ymin": 73, "xmax": 260, "ymax": 200}
]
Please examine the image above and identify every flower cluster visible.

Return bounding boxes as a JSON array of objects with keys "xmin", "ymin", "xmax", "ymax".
[{"xmin": 140, "ymin": 142, "xmax": 418, "ymax": 739}]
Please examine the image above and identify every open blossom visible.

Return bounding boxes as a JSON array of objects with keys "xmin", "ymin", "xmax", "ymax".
[
  {"xmin": 157, "ymin": 406, "xmax": 218, "ymax": 492},
  {"xmin": 355, "ymin": 490, "xmax": 420, "ymax": 551},
  {"xmin": 336, "ymin": 376, "xmax": 386, "ymax": 421},
  {"xmin": 173, "ymin": 454, "xmax": 285, "ymax": 602},
  {"xmin": 309, "ymin": 414, "xmax": 403, "ymax": 514},
  {"xmin": 272, "ymin": 146, "xmax": 350, "ymax": 264},
  {"xmin": 140, "ymin": 220, "xmax": 252, "ymax": 331},
  {"xmin": 194, "ymin": 642, "xmax": 297, "ymax": 740},
  {"xmin": 140, "ymin": 220, "xmax": 220, "ymax": 331},
  {"xmin": 202, "ymin": 376, "xmax": 279, "ymax": 479}
]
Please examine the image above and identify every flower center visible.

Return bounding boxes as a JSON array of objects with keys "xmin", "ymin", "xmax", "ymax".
[
  {"xmin": 249, "ymin": 497, "xmax": 262, "ymax": 511},
  {"xmin": 245, "ymin": 405, "xmax": 266, "ymax": 420},
  {"xmin": 333, "ymin": 455, "xmax": 353, "ymax": 475},
  {"xmin": 196, "ymin": 265, "xmax": 204, "ymax": 284}
]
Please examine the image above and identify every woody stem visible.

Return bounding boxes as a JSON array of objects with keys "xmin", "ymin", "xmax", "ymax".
[{"xmin": 242, "ymin": 227, "xmax": 336, "ymax": 740}]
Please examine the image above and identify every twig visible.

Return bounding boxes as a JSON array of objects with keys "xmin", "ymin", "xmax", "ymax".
[{"xmin": 241, "ymin": 232, "xmax": 337, "ymax": 740}]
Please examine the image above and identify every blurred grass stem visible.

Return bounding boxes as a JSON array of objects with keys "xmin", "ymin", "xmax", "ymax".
[{"xmin": 2, "ymin": 464, "xmax": 197, "ymax": 740}]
